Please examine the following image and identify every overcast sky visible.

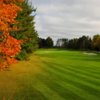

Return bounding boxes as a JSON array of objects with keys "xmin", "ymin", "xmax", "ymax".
[{"xmin": 29, "ymin": 0, "xmax": 100, "ymax": 42}]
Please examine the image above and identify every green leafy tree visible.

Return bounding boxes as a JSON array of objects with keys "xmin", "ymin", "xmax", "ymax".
[
  {"xmin": 56, "ymin": 38, "xmax": 68, "ymax": 48},
  {"xmin": 77, "ymin": 36, "xmax": 92, "ymax": 50},
  {"xmin": 38, "ymin": 37, "xmax": 53, "ymax": 48},
  {"xmin": 92, "ymin": 34, "xmax": 100, "ymax": 51},
  {"xmin": 38, "ymin": 38, "xmax": 47, "ymax": 48},
  {"xmin": 11, "ymin": 0, "xmax": 38, "ymax": 60},
  {"xmin": 46, "ymin": 37, "xmax": 53, "ymax": 48}
]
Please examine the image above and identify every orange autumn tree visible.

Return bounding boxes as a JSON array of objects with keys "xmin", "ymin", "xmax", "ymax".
[{"xmin": 0, "ymin": 0, "xmax": 23, "ymax": 69}]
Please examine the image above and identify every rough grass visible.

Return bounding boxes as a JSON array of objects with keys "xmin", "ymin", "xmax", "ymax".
[{"xmin": 0, "ymin": 49, "xmax": 100, "ymax": 100}]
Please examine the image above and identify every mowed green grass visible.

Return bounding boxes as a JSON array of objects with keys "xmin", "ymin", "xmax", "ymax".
[{"xmin": 0, "ymin": 49, "xmax": 100, "ymax": 100}]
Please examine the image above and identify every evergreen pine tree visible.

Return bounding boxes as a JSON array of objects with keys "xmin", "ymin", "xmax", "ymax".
[{"xmin": 11, "ymin": 0, "xmax": 38, "ymax": 60}]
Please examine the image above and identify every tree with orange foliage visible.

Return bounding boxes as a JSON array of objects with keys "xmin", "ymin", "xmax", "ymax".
[{"xmin": 0, "ymin": 0, "xmax": 23, "ymax": 69}]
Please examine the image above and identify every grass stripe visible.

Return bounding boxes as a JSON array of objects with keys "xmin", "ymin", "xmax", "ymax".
[
  {"xmin": 32, "ymin": 80, "xmax": 65, "ymax": 100},
  {"xmin": 37, "ymin": 72, "xmax": 99, "ymax": 100},
  {"xmin": 43, "ymin": 63, "xmax": 100, "ymax": 97},
  {"xmin": 52, "ymin": 62, "xmax": 100, "ymax": 81},
  {"xmin": 49, "ymin": 61, "xmax": 100, "ymax": 79},
  {"xmin": 52, "ymin": 59, "xmax": 100, "ymax": 74},
  {"xmin": 57, "ymin": 81, "xmax": 99, "ymax": 100},
  {"xmin": 37, "ymin": 74, "xmax": 85, "ymax": 100},
  {"xmin": 45, "ymin": 62, "xmax": 100, "ymax": 87}
]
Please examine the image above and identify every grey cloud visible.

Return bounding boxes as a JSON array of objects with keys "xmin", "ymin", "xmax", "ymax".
[{"xmin": 29, "ymin": 0, "xmax": 100, "ymax": 42}]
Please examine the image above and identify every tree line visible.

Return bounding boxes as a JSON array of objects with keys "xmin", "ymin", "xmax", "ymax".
[
  {"xmin": 38, "ymin": 37, "xmax": 54, "ymax": 48},
  {"xmin": 56, "ymin": 34, "xmax": 100, "ymax": 51},
  {"xmin": 38, "ymin": 35, "xmax": 100, "ymax": 51}
]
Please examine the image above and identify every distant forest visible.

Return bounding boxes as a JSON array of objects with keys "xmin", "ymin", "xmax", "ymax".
[{"xmin": 38, "ymin": 34, "xmax": 100, "ymax": 51}]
